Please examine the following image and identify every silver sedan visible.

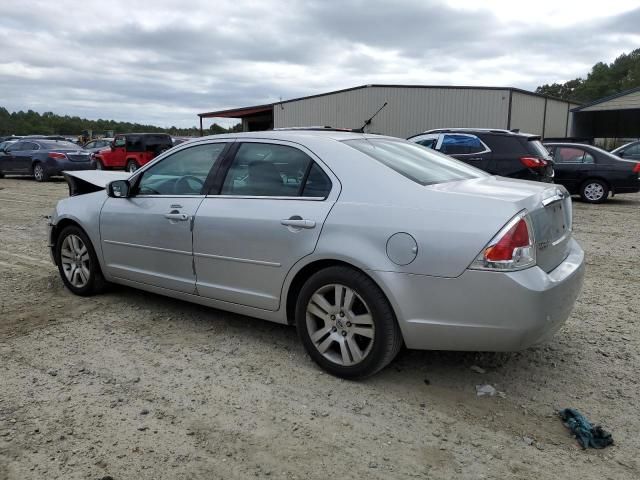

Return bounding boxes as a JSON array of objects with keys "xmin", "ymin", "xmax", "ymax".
[{"xmin": 49, "ymin": 130, "xmax": 585, "ymax": 378}]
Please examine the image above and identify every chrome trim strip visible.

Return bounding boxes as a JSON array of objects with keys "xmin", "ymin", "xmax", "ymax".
[
  {"xmin": 103, "ymin": 239, "xmax": 192, "ymax": 256},
  {"xmin": 542, "ymin": 194, "xmax": 564, "ymax": 207},
  {"xmin": 193, "ymin": 251, "xmax": 281, "ymax": 267},
  {"xmin": 205, "ymin": 195, "xmax": 325, "ymax": 201},
  {"xmin": 135, "ymin": 195, "xmax": 205, "ymax": 198}
]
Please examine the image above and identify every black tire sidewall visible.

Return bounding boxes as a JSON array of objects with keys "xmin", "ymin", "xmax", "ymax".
[
  {"xmin": 55, "ymin": 225, "xmax": 102, "ymax": 296},
  {"xmin": 126, "ymin": 160, "xmax": 138, "ymax": 172},
  {"xmin": 580, "ymin": 179, "xmax": 608, "ymax": 203},
  {"xmin": 295, "ymin": 266, "xmax": 399, "ymax": 378}
]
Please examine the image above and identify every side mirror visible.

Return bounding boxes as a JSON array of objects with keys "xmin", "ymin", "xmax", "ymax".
[{"xmin": 107, "ymin": 180, "xmax": 131, "ymax": 198}]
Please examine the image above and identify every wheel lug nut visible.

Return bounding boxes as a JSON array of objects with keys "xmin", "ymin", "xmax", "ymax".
[
  {"xmin": 339, "ymin": 312, "xmax": 345, "ymax": 317},
  {"xmin": 346, "ymin": 321, "xmax": 352, "ymax": 327},
  {"xmin": 330, "ymin": 315, "xmax": 336, "ymax": 320},
  {"xmin": 341, "ymin": 331, "xmax": 347, "ymax": 337}
]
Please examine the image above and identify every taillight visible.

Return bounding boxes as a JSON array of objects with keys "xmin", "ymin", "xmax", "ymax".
[
  {"xmin": 633, "ymin": 163, "xmax": 640, "ymax": 174},
  {"xmin": 48, "ymin": 152, "xmax": 67, "ymax": 159},
  {"xmin": 470, "ymin": 211, "xmax": 536, "ymax": 271},
  {"xmin": 520, "ymin": 157, "xmax": 547, "ymax": 168}
]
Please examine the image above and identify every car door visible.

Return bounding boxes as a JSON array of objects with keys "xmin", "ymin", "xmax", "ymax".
[
  {"xmin": 100, "ymin": 141, "xmax": 229, "ymax": 293},
  {"xmin": 0, "ymin": 142, "xmax": 22, "ymax": 172},
  {"xmin": 12, "ymin": 141, "xmax": 39, "ymax": 173},
  {"xmin": 438, "ymin": 133, "xmax": 492, "ymax": 171},
  {"xmin": 551, "ymin": 146, "xmax": 594, "ymax": 192},
  {"xmin": 193, "ymin": 140, "xmax": 338, "ymax": 311},
  {"xmin": 111, "ymin": 135, "xmax": 127, "ymax": 167}
]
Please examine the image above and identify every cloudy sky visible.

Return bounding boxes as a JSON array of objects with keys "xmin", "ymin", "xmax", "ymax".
[{"xmin": 1, "ymin": 0, "xmax": 639, "ymax": 128}]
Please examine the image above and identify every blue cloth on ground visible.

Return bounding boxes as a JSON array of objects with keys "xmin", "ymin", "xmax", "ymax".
[{"xmin": 559, "ymin": 408, "xmax": 613, "ymax": 449}]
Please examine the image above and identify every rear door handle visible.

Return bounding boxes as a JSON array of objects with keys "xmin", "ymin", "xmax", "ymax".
[
  {"xmin": 281, "ymin": 218, "xmax": 316, "ymax": 229},
  {"xmin": 164, "ymin": 213, "xmax": 189, "ymax": 221}
]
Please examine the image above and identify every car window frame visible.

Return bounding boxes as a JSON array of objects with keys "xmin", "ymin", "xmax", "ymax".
[
  {"xmin": 438, "ymin": 133, "xmax": 491, "ymax": 156},
  {"xmin": 208, "ymin": 140, "xmax": 335, "ymax": 201},
  {"xmin": 128, "ymin": 140, "xmax": 233, "ymax": 198}
]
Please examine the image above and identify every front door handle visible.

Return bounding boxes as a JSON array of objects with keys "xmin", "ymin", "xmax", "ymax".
[
  {"xmin": 164, "ymin": 212, "xmax": 189, "ymax": 221},
  {"xmin": 281, "ymin": 217, "xmax": 316, "ymax": 229}
]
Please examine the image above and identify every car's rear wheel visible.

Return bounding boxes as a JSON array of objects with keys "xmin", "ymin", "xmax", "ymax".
[
  {"xmin": 580, "ymin": 179, "xmax": 608, "ymax": 203},
  {"xmin": 55, "ymin": 225, "xmax": 107, "ymax": 296},
  {"xmin": 295, "ymin": 266, "xmax": 402, "ymax": 378},
  {"xmin": 126, "ymin": 160, "xmax": 139, "ymax": 173},
  {"xmin": 33, "ymin": 162, "xmax": 49, "ymax": 182}
]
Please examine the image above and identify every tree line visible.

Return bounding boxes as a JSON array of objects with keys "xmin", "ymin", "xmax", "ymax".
[
  {"xmin": 0, "ymin": 107, "xmax": 241, "ymax": 137},
  {"xmin": 536, "ymin": 48, "xmax": 640, "ymax": 102}
]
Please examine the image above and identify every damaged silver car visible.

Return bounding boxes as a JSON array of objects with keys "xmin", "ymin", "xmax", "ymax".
[{"xmin": 49, "ymin": 130, "xmax": 585, "ymax": 378}]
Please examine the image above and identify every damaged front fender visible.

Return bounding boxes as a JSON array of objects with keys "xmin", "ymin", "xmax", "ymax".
[{"xmin": 63, "ymin": 170, "xmax": 131, "ymax": 196}]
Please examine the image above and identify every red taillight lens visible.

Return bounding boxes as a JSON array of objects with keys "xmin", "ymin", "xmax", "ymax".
[
  {"xmin": 471, "ymin": 212, "xmax": 536, "ymax": 271},
  {"xmin": 48, "ymin": 152, "xmax": 66, "ymax": 159},
  {"xmin": 633, "ymin": 163, "xmax": 640, "ymax": 173},
  {"xmin": 520, "ymin": 156, "xmax": 547, "ymax": 168},
  {"xmin": 485, "ymin": 219, "xmax": 531, "ymax": 262}
]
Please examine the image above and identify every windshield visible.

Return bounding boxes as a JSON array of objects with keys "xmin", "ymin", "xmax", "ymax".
[{"xmin": 344, "ymin": 138, "xmax": 486, "ymax": 186}]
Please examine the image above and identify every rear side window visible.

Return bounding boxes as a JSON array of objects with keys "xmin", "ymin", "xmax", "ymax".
[
  {"xmin": 345, "ymin": 139, "xmax": 484, "ymax": 186},
  {"xmin": 221, "ymin": 143, "xmax": 331, "ymax": 198},
  {"xmin": 480, "ymin": 135, "xmax": 526, "ymax": 155},
  {"xmin": 553, "ymin": 147, "xmax": 593, "ymax": 164},
  {"xmin": 440, "ymin": 134, "xmax": 486, "ymax": 155}
]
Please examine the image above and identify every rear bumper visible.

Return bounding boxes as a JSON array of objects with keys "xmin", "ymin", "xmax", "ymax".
[
  {"xmin": 372, "ymin": 238, "xmax": 585, "ymax": 351},
  {"xmin": 44, "ymin": 158, "xmax": 95, "ymax": 175}
]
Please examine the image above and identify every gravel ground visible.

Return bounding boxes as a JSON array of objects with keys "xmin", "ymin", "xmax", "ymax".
[{"xmin": 0, "ymin": 176, "xmax": 638, "ymax": 480}]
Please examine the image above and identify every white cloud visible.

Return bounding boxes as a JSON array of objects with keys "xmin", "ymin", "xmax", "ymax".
[{"xmin": 0, "ymin": 0, "xmax": 638, "ymax": 128}]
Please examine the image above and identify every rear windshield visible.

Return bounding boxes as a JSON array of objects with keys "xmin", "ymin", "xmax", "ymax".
[
  {"xmin": 344, "ymin": 138, "xmax": 485, "ymax": 186},
  {"xmin": 40, "ymin": 140, "xmax": 81, "ymax": 150},
  {"xmin": 527, "ymin": 139, "xmax": 552, "ymax": 158}
]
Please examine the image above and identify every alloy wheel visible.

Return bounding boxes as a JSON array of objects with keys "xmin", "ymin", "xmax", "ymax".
[
  {"xmin": 305, "ymin": 284, "xmax": 375, "ymax": 366},
  {"xmin": 60, "ymin": 234, "xmax": 91, "ymax": 288},
  {"xmin": 584, "ymin": 182, "xmax": 605, "ymax": 201},
  {"xmin": 34, "ymin": 164, "xmax": 44, "ymax": 181}
]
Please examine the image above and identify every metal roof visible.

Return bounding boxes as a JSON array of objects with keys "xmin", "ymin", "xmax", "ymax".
[
  {"xmin": 571, "ymin": 86, "xmax": 640, "ymax": 112},
  {"xmin": 198, "ymin": 104, "xmax": 273, "ymax": 119}
]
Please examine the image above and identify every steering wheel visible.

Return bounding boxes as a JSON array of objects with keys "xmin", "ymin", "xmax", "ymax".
[{"xmin": 174, "ymin": 175, "xmax": 205, "ymax": 195}]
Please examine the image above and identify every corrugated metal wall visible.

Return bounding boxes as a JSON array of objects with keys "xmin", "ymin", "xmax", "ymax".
[
  {"xmin": 509, "ymin": 92, "xmax": 545, "ymax": 135},
  {"xmin": 272, "ymin": 85, "xmax": 574, "ymax": 139},
  {"xmin": 580, "ymin": 90, "xmax": 640, "ymax": 111},
  {"xmin": 544, "ymin": 98, "xmax": 570, "ymax": 137},
  {"xmin": 274, "ymin": 86, "xmax": 511, "ymax": 138}
]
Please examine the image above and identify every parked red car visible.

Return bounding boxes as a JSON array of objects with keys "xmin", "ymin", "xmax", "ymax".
[{"xmin": 94, "ymin": 133, "xmax": 173, "ymax": 172}]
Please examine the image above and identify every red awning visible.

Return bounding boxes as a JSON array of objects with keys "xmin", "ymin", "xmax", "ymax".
[{"xmin": 198, "ymin": 104, "xmax": 273, "ymax": 119}]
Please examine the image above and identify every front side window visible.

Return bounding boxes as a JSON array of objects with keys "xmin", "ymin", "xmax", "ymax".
[
  {"xmin": 221, "ymin": 143, "xmax": 330, "ymax": 197},
  {"xmin": 114, "ymin": 137, "xmax": 126, "ymax": 148},
  {"xmin": 137, "ymin": 143, "xmax": 227, "ymax": 195},
  {"xmin": 625, "ymin": 144, "xmax": 640, "ymax": 155},
  {"xmin": 440, "ymin": 134, "xmax": 486, "ymax": 155},
  {"xmin": 85, "ymin": 141, "xmax": 95, "ymax": 149},
  {"xmin": 345, "ymin": 138, "xmax": 485, "ymax": 186}
]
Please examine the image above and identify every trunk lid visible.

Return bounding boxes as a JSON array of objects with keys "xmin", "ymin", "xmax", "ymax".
[{"xmin": 427, "ymin": 176, "xmax": 572, "ymax": 274}]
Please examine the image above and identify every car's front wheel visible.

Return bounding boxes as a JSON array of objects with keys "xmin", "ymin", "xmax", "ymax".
[
  {"xmin": 55, "ymin": 225, "xmax": 107, "ymax": 296},
  {"xmin": 33, "ymin": 162, "xmax": 49, "ymax": 182},
  {"xmin": 295, "ymin": 266, "xmax": 402, "ymax": 378},
  {"xmin": 580, "ymin": 179, "xmax": 609, "ymax": 203}
]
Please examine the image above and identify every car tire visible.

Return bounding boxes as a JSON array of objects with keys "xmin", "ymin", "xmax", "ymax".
[
  {"xmin": 55, "ymin": 225, "xmax": 107, "ymax": 296},
  {"xmin": 295, "ymin": 266, "xmax": 402, "ymax": 379},
  {"xmin": 580, "ymin": 179, "xmax": 609, "ymax": 203},
  {"xmin": 95, "ymin": 160, "xmax": 104, "ymax": 170},
  {"xmin": 33, "ymin": 162, "xmax": 49, "ymax": 182},
  {"xmin": 126, "ymin": 160, "xmax": 139, "ymax": 173}
]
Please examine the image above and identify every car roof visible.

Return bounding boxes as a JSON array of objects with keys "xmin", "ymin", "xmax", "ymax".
[
  {"xmin": 196, "ymin": 130, "xmax": 400, "ymax": 143},
  {"xmin": 410, "ymin": 128, "xmax": 539, "ymax": 139}
]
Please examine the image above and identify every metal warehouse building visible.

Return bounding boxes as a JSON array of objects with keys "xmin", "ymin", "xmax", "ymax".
[{"xmin": 198, "ymin": 84, "xmax": 580, "ymax": 139}]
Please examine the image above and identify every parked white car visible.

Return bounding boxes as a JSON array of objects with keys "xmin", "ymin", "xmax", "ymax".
[{"xmin": 48, "ymin": 130, "xmax": 585, "ymax": 378}]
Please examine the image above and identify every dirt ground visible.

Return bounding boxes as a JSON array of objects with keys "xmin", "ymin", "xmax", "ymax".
[{"xmin": 0, "ymin": 176, "xmax": 638, "ymax": 480}]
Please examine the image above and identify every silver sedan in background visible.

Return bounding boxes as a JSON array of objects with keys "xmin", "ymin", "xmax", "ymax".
[{"xmin": 48, "ymin": 130, "xmax": 585, "ymax": 378}]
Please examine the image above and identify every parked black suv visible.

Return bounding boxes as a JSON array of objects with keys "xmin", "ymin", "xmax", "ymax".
[{"xmin": 407, "ymin": 128, "xmax": 554, "ymax": 182}]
